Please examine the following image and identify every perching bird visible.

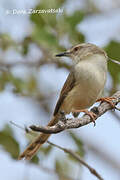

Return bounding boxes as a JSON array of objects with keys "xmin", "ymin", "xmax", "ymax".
[{"xmin": 19, "ymin": 43, "xmax": 113, "ymax": 160}]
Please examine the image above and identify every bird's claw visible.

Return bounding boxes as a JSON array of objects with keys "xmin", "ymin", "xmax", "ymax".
[
  {"xmin": 96, "ymin": 97, "xmax": 116, "ymax": 108},
  {"xmin": 72, "ymin": 109, "xmax": 97, "ymax": 126}
]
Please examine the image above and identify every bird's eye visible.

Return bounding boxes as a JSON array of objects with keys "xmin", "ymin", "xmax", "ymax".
[{"xmin": 74, "ymin": 47, "xmax": 79, "ymax": 51}]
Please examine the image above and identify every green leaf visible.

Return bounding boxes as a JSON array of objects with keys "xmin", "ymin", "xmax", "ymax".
[{"xmin": 0, "ymin": 124, "xmax": 20, "ymax": 159}]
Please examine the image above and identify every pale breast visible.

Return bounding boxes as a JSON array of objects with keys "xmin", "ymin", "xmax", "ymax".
[{"xmin": 61, "ymin": 55, "xmax": 107, "ymax": 114}]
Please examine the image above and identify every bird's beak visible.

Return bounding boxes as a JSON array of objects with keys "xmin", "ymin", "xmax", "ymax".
[{"xmin": 55, "ymin": 51, "xmax": 71, "ymax": 57}]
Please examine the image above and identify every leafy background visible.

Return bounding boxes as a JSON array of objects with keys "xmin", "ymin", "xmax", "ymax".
[{"xmin": 0, "ymin": 0, "xmax": 120, "ymax": 180}]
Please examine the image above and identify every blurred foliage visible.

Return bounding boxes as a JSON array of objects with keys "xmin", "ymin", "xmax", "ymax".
[
  {"xmin": 0, "ymin": 0, "xmax": 120, "ymax": 179},
  {"xmin": 30, "ymin": 145, "xmax": 52, "ymax": 164},
  {"xmin": 0, "ymin": 124, "xmax": 19, "ymax": 159},
  {"xmin": 105, "ymin": 41, "xmax": 120, "ymax": 94},
  {"xmin": 68, "ymin": 132, "xmax": 85, "ymax": 162},
  {"xmin": 30, "ymin": 0, "xmax": 84, "ymax": 51},
  {"xmin": 0, "ymin": 71, "xmax": 37, "ymax": 95},
  {"xmin": 40, "ymin": 145, "xmax": 52, "ymax": 156},
  {"xmin": 30, "ymin": 154, "xmax": 39, "ymax": 164},
  {"xmin": 55, "ymin": 159, "xmax": 71, "ymax": 180},
  {"xmin": 0, "ymin": 34, "xmax": 17, "ymax": 50}
]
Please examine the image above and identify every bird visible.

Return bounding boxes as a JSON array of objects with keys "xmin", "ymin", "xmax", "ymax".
[{"xmin": 19, "ymin": 43, "xmax": 113, "ymax": 160}]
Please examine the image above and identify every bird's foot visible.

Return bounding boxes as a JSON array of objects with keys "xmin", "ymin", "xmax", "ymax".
[
  {"xmin": 72, "ymin": 109, "xmax": 97, "ymax": 126},
  {"xmin": 96, "ymin": 97, "xmax": 116, "ymax": 108},
  {"xmin": 59, "ymin": 111, "xmax": 67, "ymax": 123}
]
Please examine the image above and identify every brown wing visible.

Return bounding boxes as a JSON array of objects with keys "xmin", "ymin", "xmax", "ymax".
[{"xmin": 53, "ymin": 70, "xmax": 75, "ymax": 115}]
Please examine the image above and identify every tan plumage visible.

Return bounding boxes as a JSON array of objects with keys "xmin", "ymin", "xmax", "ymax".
[
  {"xmin": 19, "ymin": 43, "xmax": 108, "ymax": 160},
  {"xmin": 18, "ymin": 116, "xmax": 58, "ymax": 160}
]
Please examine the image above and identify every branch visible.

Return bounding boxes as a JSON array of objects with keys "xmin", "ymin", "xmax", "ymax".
[
  {"xmin": 30, "ymin": 91, "xmax": 120, "ymax": 134},
  {"xmin": 10, "ymin": 121, "xmax": 103, "ymax": 180},
  {"xmin": 47, "ymin": 141, "xmax": 104, "ymax": 180}
]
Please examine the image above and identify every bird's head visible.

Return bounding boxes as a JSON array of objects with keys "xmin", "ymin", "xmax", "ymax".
[{"xmin": 56, "ymin": 43, "xmax": 107, "ymax": 64}]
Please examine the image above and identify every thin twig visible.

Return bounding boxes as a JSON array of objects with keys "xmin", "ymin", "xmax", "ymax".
[
  {"xmin": 10, "ymin": 121, "xmax": 26, "ymax": 131},
  {"xmin": 10, "ymin": 121, "xmax": 103, "ymax": 179},
  {"xmin": 82, "ymin": 136, "xmax": 120, "ymax": 174},
  {"xmin": 10, "ymin": 120, "xmax": 120, "ymax": 176},
  {"xmin": 10, "ymin": 121, "xmax": 102, "ymax": 179},
  {"xmin": 30, "ymin": 91, "xmax": 120, "ymax": 134},
  {"xmin": 47, "ymin": 141, "xmax": 104, "ymax": 180},
  {"xmin": 9, "ymin": 122, "xmax": 75, "ymax": 179}
]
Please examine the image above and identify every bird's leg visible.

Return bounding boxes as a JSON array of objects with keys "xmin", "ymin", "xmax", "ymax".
[
  {"xmin": 72, "ymin": 109, "xmax": 97, "ymax": 126},
  {"xmin": 59, "ymin": 111, "xmax": 67, "ymax": 123},
  {"xmin": 96, "ymin": 97, "xmax": 116, "ymax": 108},
  {"xmin": 72, "ymin": 111, "xmax": 80, "ymax": 118}
]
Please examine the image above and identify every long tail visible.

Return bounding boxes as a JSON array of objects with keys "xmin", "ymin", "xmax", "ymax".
[{"xmin": 18, "ymin": 116, "xmax": 58, "ymax": 160}]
